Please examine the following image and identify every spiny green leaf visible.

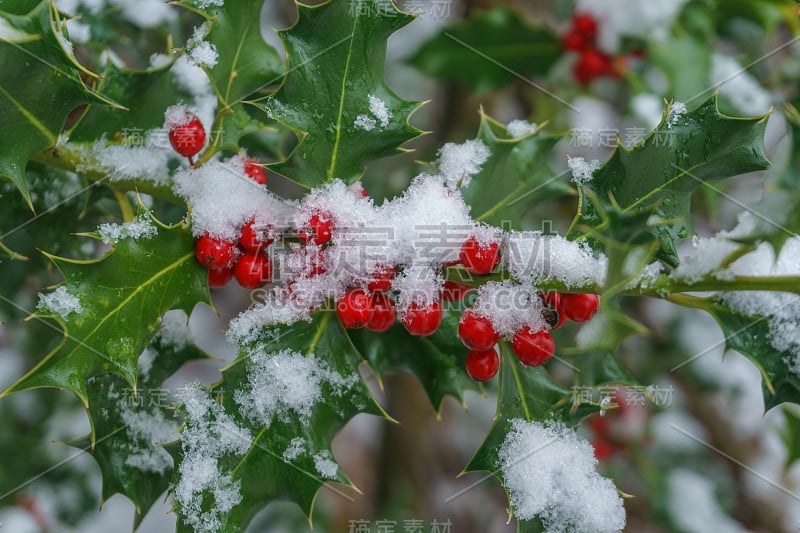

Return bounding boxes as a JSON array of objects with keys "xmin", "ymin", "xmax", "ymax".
[
  {"xmin": 184, "ymin": 0, "xmax": 283, "ymax": 106},
  {"xmin": 72, "ymin": 311, "xmax": 210, "ymax": 528},
  {"xmin": 460, "ymin": 113, "xmax": 568, "ymax": 228},
  {"xmin": 0, "ymin": 0, "xmax": 116, "ymax": 209},
  {"xmin": 349, "ymin": 304, "xmax": 480, "ymax": 413},
  {"xmin": 173, "ymin": 313, "xmax": 387, "ymax": 532},
  {"xmin": 705, "ymin": 302, "xmax": 800, "ymax": 410},
  {"xmin": 569, "ymin": 95, "xmax": 770, "ymax": 267},
  {"xmin": 256, "ymin": 0, "xmax": 424, "ymax": 188},
  {"xmin": 69, "ymin": 61, "xmax": 194, "ymax": 142},
  {"xmin": 1, "ymin": 212, "xmax": 209, "ymax": 404},
  {"xmin": 410, "ymin": 7, "xmax": 561, "ymax": 94}
]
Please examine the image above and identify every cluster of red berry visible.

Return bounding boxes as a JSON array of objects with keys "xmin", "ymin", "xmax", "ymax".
[
  {"xmin": 166, "ymin": 111, "xmax": 276, "ymax": 290},
  {"xmin": 562, "ymin": 13, "xmax": 619, "ymax": 85},
  {"xmin": 461, "ymin": 291, "xmax": 599, "ymax": 381}
]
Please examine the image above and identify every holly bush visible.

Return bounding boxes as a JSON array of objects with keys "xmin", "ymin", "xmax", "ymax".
[{"xmin": 2, "ymin": 0, "xmax": 800, "ymax": 532}]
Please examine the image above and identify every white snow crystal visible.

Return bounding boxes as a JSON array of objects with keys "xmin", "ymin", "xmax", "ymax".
[
  {"xmin": 471, "ymin": 281, "xmax": 547, "ymax": 337},
  {"xmin": 176, "ymin": 385, "xmax": 252, "ymax": 533},
  {"xmin": 368, "ymin": 94, "xmax": 390, "ymax": 127},
  {"xmin": 667, "ymin": 101, "xmax": 688, "ymax": 127},
  {"xmin": 498, "ymin": 418, "xmax": 626, "ymax": 532},
  {"xmin": 172, "ymin": 157, "xmax": 292, "ymax": 240},
  {"xmin": 187, "ymin": 22, "xmax": 218, "ymax": 68},
  {"xmin": 506, "ymin": 119, "xmax": 537, "ymax": 138},
  {"xmin": 437, "ymin": 139, "xmax": 491, "ymax": 188},
  {"xmin": 671, "ymin": 236, "xmax": 739, "ymax": 283},
  {"xmin": 74, "ymin": 140, "xmax": 172, "ymax": 185},
  {"xmin": 313, "ymin": 451, "xmax": 338, "ymax": 479},
  {"xmin": 392, "ymin": 265, "xmax": 444, "ymax": 311},
  {"xmin": 567, "ymin": 156, "xmax": 600, "ymax": 184},
  {"xmin": 354, "ymin": 114, "xmax": 376, "ymax": 131},
  {"xmin": 282, "ymin": 437, "xmax": 305, "ymax": 462},
  {"xmin": 506, "ymin": 231, "xmax": 607, "ymax": 288},
  {"xmin": 97, "ymin": 215, "xmax": 158, "ymax": 244},
  {"xmin": 37, "ymin": 286, "xmax": 83, "ymax": 319},
  {"xmin": 234, "ymin": 349, "xmax": 357, "ymax": 426}
]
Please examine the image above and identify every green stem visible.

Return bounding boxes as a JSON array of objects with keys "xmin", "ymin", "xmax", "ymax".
[{"xmin": 33, "ymin": 146, "xmax": 182, "ymax": 204}]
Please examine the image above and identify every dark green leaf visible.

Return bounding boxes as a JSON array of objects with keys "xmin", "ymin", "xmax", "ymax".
[
  {"xmin": 0, "ymin": 0, "xmax": 117, "ymax": 208},
  {"xmin": 570, "ymin": 95, "xmax": 770, "ymax": 267},
  {"xmin": 460, "ymin": 113, "xmax": 568, "ymax": 228},
  {"xmin": 257, "ymin": 0, "xmax": 424, "ymax": 188},
  {"xmin": 410, "ymin": 7, "xmax": 561, "ymax": 94},
  {"xmin": 1, "ymin": 212, "xmax": 209, "ymax": 404}
]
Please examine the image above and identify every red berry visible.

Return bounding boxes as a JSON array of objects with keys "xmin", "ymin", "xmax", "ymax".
[
  {"xmin": 573, "ymin": 49, "xmax": 613, "ymax": 84},
  {"xmin": 512, "ymin": 327, "xmax": 555, "ymax": 366},
  {"xmin": 459, "ymin": 236, "xmax": 501, "ymax": 275},
  {"xmin": 572, "ymin": 13, "xmax": 597, "ymax": 38},
  {"xmin": 367, "ymin": 265, "xmax": 396, "ymax": 293},
  {"xmin": 458, "ymin": 310, "xmax": 499, "ymax": 351},
  {"xmin": 297, "ymin": 211, "xmax": 335, "ymax": 245},
  {"xmin": 337, "ymin": 288, "xmax": 374, "ymax": 329},
  {"xmin": 593, "ymin": 438, "xmax": 615, "ymax": 461},
  {"xmin": 244, "ymin": 159, "xmax": 267, "ymax": 185},
  {"xmin": 169, "ymin": 117, "xmax": 206, "ymax": 157},
  {"xmin": 239, "ymin": 219, "xmax": 274, "ymax": 253},
  {"xmin": 401, "ymin": 300, "xmax": 443, "ymax": 337},
  {"xmin": 560, "ymin": 293, "xmax": 599, "ymax": 322},
  {"xmin": 233, "ymin": 253, "xmax": 272, "ymax": 289},
  {"xmin": 442, "ymin": 281, "xmax": 474, "ymax": 302},
  {"xmin": 466, "ymin": 348, "xmax": 500, "ymax": 381},
  {"xmin": 195, "ymin": 234, "xmax": 238, "ymax": 269},
  {"xmin": 540, "ymin": 292, "xmax": 567, "ymax": 329},
  {"xmin": 562, "ymin": 29, "xmax": 587, "ymax": 51},
  {"xmin": 207, "ymin": 267, "xmax": 233, "ymax": 288},
  {"xmin": 367, "ymin": 293, "xmax": 397, "ymax": 332}
]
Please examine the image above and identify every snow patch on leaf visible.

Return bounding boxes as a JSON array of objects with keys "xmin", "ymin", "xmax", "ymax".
[
  {"xmin": 97, "ymin": 214, "xmax": 158, "ymax": 244},
  {"xmin": 437, "ymin": 139, "xmax": 490, "ymax": 188},
  {"xmin": 498, "ymin": 418, "xmax": 625, "ymax": 532},
  {"xmin": 37, "ymin": 286, "xmax": 83, "ymax": 319},
  {"xmin": 506, "ymin": 232, "xmax": 607, "ymax": 288}
]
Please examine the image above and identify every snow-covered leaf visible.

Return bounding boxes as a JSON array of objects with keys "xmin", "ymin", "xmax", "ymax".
[
  {"xmin": 172, "ymin": 313, "xmax": 387, "ymax": 532},
  {"xmin": 570, "ymin": 95, "xmax": 770, "ymax": 267},
  {"xmin": 256, "ymin": 0, "xmax": 424, "ymax": 187},
  {"xmin": 1, "ymin": 211, "xmax": 209, "ymax": 404}
]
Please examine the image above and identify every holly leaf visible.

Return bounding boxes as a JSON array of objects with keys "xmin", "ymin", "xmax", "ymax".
[
  {"xmin": 464, "ymin": 343, "xmax": 598, "ymax": 532},
  {"xmin": 69, "ymin": 61, "xmax": 195, "ymax": 142},
  {"xmin": 183, "ymin": 0, "xmax": 283, "ymax": 106},
  {"xmin": 0, "ymin": 0, "xmax": 117, "ymax": 209},
  {"xmin": 349, "ymin": 304, "xmax": 481, "ymax": 413},
  {"xmin": 410, "ymin": 7, "xmax": 561, "ymax": 94},
  {"xmin": 72, "ymin": 311, "xmax": 210, "ymax": 528},
  {"xmin": 1, "ymin": 212, "xmax": 209, "ymax": 404},
  {"xmin": 570, "ymin": 95, "xmax": 770, "ymax": 267},
  {"xmin": 460, "ymin": 113, "xmax": 568, "ymax": 228},
  {"xmin": 173, "ymin": 313, "xmax": 387, "ymax": 532},
  {"xmin": 705, "ymin": 302, "xmax": 800, "ymax": 410},
  {"xmin": 255, "ymin": 0, "xmax": 424, "ymax": 188}
]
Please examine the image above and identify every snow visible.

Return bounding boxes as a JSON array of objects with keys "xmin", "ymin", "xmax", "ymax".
[
  {"xmin": 392, "ymin": 265, "xmax": 444, "ymax": 311},
  {"xmin": 175, "ymin": 385, "xmax": 253, "ymax": 533},
  {"xmin": 282, "ymin": 437, "xmax": 305, "ymax": 462},
  {"xmin": 470, "ymin": 281, "xmax": 547, "ymax": 337},
  {"xmin": 74, "ymin": 140, "xmax": 172, "ymax": 185},
  {"xmin": 650, "ymin": 410, "xmax": 708, "ymax": 451},
  {"xmin": 368, "ymin": 94, "xmax": 390, "ymax": 127},
  {"xmin": 113, "ymin": 0, "xmax": 176, "ymax": 29},
  {"xmin": 498, "ymin": 418, "xmax": 625, "ymax": 532},
  {"xmin": 164, "ymin": 104, "xmax": 195, "ymax": 129},
  {"xmin": 172, "ymin": 157, "xmax": 292, "ymax": 241},
  {"xmin": 567, "ymin": 156, "xmax": 600, "ymax": 184},
  {"xmin": 436, "ymin": 139, "xmax": 490, "ymax": 188},
  {"xmin": 671, "ymin": 236, "xmax": 739, "ymax": 283},
  {"xmin": 97, "ymin": 214, "xmax": 158, "ymax": 244},
  {"xmin": 155, "ymin": 310, "xmax": 192, "ymax": 350},
  {"xmin": 313, "ymin": 451, "xmax": 338, "ymax": 479},
  {"xmin": 193, "ymin": 0, "xmax": 225, "ymax": 7},
  {"xmin": 37, "ymin": 286, "xmax": 83, "ymax": 319},
  {"xmin": 711, "ymin": 54, "xmax": 772, "ymax": 115},
  {"xmin": 187, "ymin": 22, "xmax": 219, "ymax": 68},
  {"xmin": 66, "ymin": 19, "xmax": 90, "ymax": 43},
  {"xmin": 506, "ymin": 119, "xmax": 537, "ymax": 138},
  {"xmin": 354, "ymin": 114, "xmax": 377, "ymax": 131},
  {"xmin": 234, "ymin": 349, "xmax": 357, "ymax": 426},
  {"xmin": 576, "ymin": 0, "xmax": 689, "ymax": 53},
  {"xmin": 120, "ymin": 406, "xmax": 177, "ymax": 473},
  {"xmin": 667, "ymin": 469, "xmax": 747, "ymax": 533},
  {"xmin": 666, "ymin": 101, "xmax": 688, "ymax": 127},
  {"xmin": 506, "ymin": 231, "xmax": 607, "ymax": 288},
  {"xmin": 139, "ymin": 348, "xmax": 157, "ymax": 377}
]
